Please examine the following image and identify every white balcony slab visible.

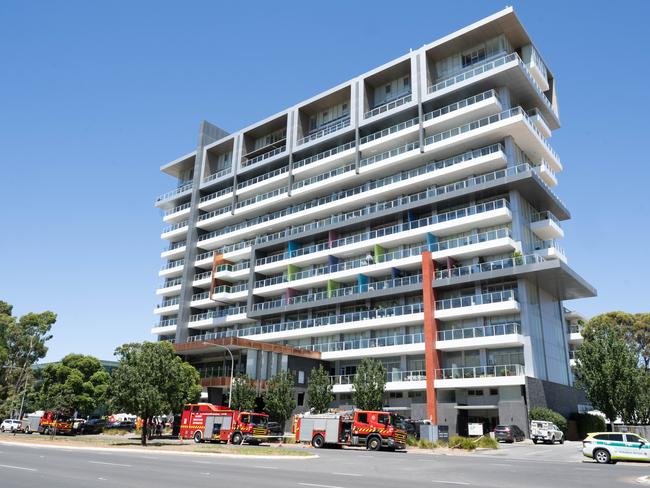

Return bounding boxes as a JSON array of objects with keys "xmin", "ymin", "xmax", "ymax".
[
  {"xmin": 159, "ymin": 265, "xmax": 184, "ymax": 278},
  {"xmin": 161, "ymin": 246, "xmax": 186, "ymax": 260},
  {"xmin": 198, "ymin": 191, "xmax": 234, "ymax": 212},
  {"xmin": 422, "ymin": 96, "xmax": 502, "ymax": 134},
  {"xmin": 150, "ymin": 324, "xmax": 177, "ymax": 335},
  {"xmin": 436, "ymin": 333, "xmax": 525, "ymax": 351},
  {"xmin": 435, "ymin": 300, "xmax": 520, "ymax": 321},
  {"xmin": 292, "ymin": 146, "xmax": 356, "ymax": 179},
  {"xmin": 153, "ymin": 304, "xmax": 180, "ymax": 315},
  {"xmin": 163, "ymin": 207, "xmax": 191, "ymax": 224},
  {"xmin": 534, "ymin": 164, "xmax": 557, "ymax": 187},
  {"xmin": 530, "ymin": 219, "xmax": 564, "ymax": 240},
  {"xmin": 321, "ymin": 342, "xmax": 425, "ymax": 361},
  {"xmin": 568, "ymin": 332, "xmax": 583, "ymax": 344},
  {"xmin": 188, "ymin": 313, "xmax": 255, "ymax": 330},
  {"xmin": 434, "ymin": 375, "xmax": 525, "ymax": 389},
  {"xmin": 156, "ymin": 284, "xmax": 182, "ymax": 296},
  {"xmin": 236, "ymin": 172, "xmax": 288, "ymax": 198},
  {"xmin": 160, "ymin": 225, "xmax": 189, "ymax": 241},
  {"xmin": 333, "ymin": 379, "xmax": 426, "ymax": 394}
]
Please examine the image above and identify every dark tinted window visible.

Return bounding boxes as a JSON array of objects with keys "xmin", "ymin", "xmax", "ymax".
[
  {"xmin": 595, "ymin": 433, "xmax": 624, "ymax": 441},
  {"xmin": 183, "ymin": 405, "xmax": 190, "ymax": 411},
  {"xmin": 378, "ymin": 414, "xmax": 389, "ymax": 426},
  {"xmin": 356, "ymin": 413, "xmax": 368, "ymax": 424},
  {"xmin": 495, "ymin": 425, "xmax": 508, "ymax": 430},
  {"xmin": 191, "ymin": 405, "xmax": 199, "ymax": 413},
  {"xmin": 626, "ymin": 434, "xmax": 642, "ymax": 442}
]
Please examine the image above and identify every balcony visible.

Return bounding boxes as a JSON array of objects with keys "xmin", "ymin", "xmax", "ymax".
[
  {"xmin": 212, "ymin": 283, "xmax": 249, "ymax": 303},
  {"xmin": 422, "ymin": 89, "xmax": 502, "ymax": 133},
  {"xmin": 301, "ymin": 332, "xmax": 425, "ymax": 360},
  {"xmin": 435, "ymin": 364, "xmax": 525, "ymax": 388},
  {"xmin": 188, "ymin": 306, "xmax": 253, "ymax": 330},
  {"xmin": 197, "ymin": 303, "xmax": 425, "ymax": 342},
  {"xmin": 534, "ymin": 160, "xmax": 557, "ymax": 187},
  {"xmin": 201, "ymin": 167, "xmax": 232, "ymax": 186},
  {"xmin": 159, "ymin": 260, "xmax": 184, "ymax": 278},
  {"xmin": 292, "ymin": 140, "xmax": 356, "ymax": 177},
  {"xmin": 297, "ymin": 117, "xmax": 351, "ymax": 146},
  {"xmin": 364, "ymin": 91, "xmax": 412, "ymax": 119},
  {"xmin": 359, "ymin": 116, "xmax": 419, "ymax": 153},
  {"xmin": 242, "ymin": 145, "xmax": 286, "ymax": 168},
  {"xmin": 154, "ymin": 297, "xmax": 180, "ymax": 315},
  {"xmin": 534, "ymin": 239, "xmax": 566, "ymax": 262},
  {"xmin": 151, "ymin": 318, "xmax": 178, "ymax": 335},
  {"xmin": 330, "ymin": 369, "xmax": 426, "ymax": 393},
  {"xmin": 236, "ymin": 166, "xmax": 288, "ymax": 197},
  {"xmin": 435, "ymin": 290, "xmax": 520, "ymax": 320},
  {"xmin": 527, "ymin": 108, "xmax": 551, "ymax": 138},
  {"xmin": 161, "ymin": 240, "xmax": 187, "ymax": 259},
  {"xmin": 568, "ymin": 324, "xmax": 584, "ymax": 345},
  {"xmin": 198, "ymin": 186, "xmax": 234, "ymax": 212},
  {"xmin": 156, "ymin": 277, "xmax": 183, "ymax": 296},
  {"xmin": 190, "ymin": 291, "xmax": 213, "ymax": 309},
  {"xmin": 155, "ymin": 181, "xmax": 192, "ymax": 207},
  {"xmin": 530, "ymin": 211, "xmax": 564, "ymax": 240},
  {"xmin": 251, "ymin": 275, "xmax": 423, "ymax": 312},
  {"xmin": 160, "ymin": 220, "xmax": 189, "ymax": 240},
  {"xmin": 434, "ymin": 253, "xmax": 546, "ymax": 284},
  {"xmin": 194, "ymin": 241, "xmax": 254, "ymax": 267},
  {"xmin": 163, "ymin": 202, "xmax": 191, "ymax": 223},
  {"xmin": 527, "ymin": 46, "xmax": 549, "ymax": 92},
  {"xmin": 291, "ymin": 163, "xmax": 356, "ymax": 195},
  {"xmin": 436, "ymin": 322, "xmax": 523, "ymax": 351}
]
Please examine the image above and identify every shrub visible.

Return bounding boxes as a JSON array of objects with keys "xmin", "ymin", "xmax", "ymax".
[
  {"xmin": 417, "ymin": 439, "xmax": 435, "ymax": 449},
  {"xmin": 476, "ymin": 436, "xmax": 498, "ymax": 449},
  {"xmin": 448, "ymin": 436, "xmax": 476, "ymax": 450},
  {"xmin": 406, "ymin": 436, "xmax": 419, "ymax": 447},
  {"xmin": 570, "ymin": 412, "xmax": 606, "ymax": 439},
  {"xmin": 529, "ymin": 407, "xmax": 567, "ymax": 433}
]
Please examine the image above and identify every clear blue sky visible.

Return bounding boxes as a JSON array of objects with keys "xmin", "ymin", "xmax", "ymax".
[{"xmin": 1, "ymin": 1, "xmax": 648, "ymax": 362}]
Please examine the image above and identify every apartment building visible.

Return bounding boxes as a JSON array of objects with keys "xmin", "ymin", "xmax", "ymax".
[{"xmin": 152, "ymin": 7, "xmax": 596, "ymax": 436}]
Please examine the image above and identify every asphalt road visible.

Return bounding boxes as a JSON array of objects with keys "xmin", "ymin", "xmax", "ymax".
[{"xmin": 0, "ymin": 440, "xmax": 648, "ymax": 488}]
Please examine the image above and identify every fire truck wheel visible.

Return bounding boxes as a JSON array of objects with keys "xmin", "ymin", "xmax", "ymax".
[
  {"xmin": 24, "ymin": 426, "xmax": 30, "ymax": 434},
  {"xmin": 366, "ymin": 435, "xmax": 382, "ymax": 451},
  {"xmin": 231, "ymin": 432, "xmax": 243, "ymax": 445},
  {"xmin": 193, "ymin": 431, "xmax": 203, "ymax": 443},
  {"xmin": 311, "ymin": 434, "xmax": 325, "ymax": 448}
]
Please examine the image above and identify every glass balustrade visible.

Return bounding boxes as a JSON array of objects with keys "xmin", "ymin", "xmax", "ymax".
[
  {"xmin": 199, "ymin": 186, "xmax": 234, "ymax": 204},
  {"xmin": 161, "ymin": 260, "xmax": 184, "ymax": 271},
  {"xmin": 164, "ymin": 202, "xmax": 191, "ymax": 217},
  {"xmin": 189, "ymin": 306, "xmax": 247, "ymax": 323},
  {"xmin": 437, "ymin": 322, "xmax": 521, "ymax": 341},
  {"xmin": 156, "ymin": 182, "xmax": 192, "ymax": 203},
  {"xmin": 242, "ymin": 145, "xmax": 286, "ymax": 167},
  {"xmin": 360, "ymin": 116, "xmax": 419, "ymax": 145},
  {"xmin": 300, "ymin": 332, "xmax": 424, "ymax": 353},
  {"xmin": 293, "ymin": 140, "xmax": 356, "ymax": 170},
  {"xmin": 434, "ymin": 254, "xmax": 545, "ymax": 280},
  {"xmin": 330, "ymin": 369, "xmax": 426, "ymax": 385},
  {"xmin": 435, "ymin": 289, "xmax": 518, "ymax": 311},
  {"xmin": 202, "ymin": 167, "xmax": 232, "ymax": 184},
  {"xmin": 161, "ymin": 220, "xmax": 189, "ymax": 234},
  {"xmin": 435, "ymin": 364, "xmax": 524, "ymax": 379},
  {"xmin": 365, "ymin": 92, "xmax": 412, "ymax": 118},
  {"xmin": 237, "ymin": 166, "xmax": 289, "ymax": 190},
  {"xmin": 297, "ymin": 117, "xmax": 351, "ymax": 145},
  {"xmin": 423, "ymin": 90, "xmax": 498, "ymax": 123}
]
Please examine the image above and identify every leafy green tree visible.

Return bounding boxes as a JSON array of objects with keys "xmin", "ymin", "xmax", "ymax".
[
  {"xmin": 575, "ymin": 312, "xmax": 640, "ymax": 426},
  {"xmin": 230, "ymin": 373, "xmax": 257, "ymax": 412},
  {"xmin": 352, "ymin": 358, "xmax": 386, "ymax": 411},
  {"xmin": 35, "ymin": 354, "xmax": 110, "ymax": 418},
  {"xmin": 624, "ymin": 313, "xmax": 650, "ymax": 371},
  {"xmin": 107, "ymin": 342, "xmax": 201, "ymax": 446},
  {"xmin": 529, "ymin": 407, "xmax": 567, "ymax": 433},
  {"xmin": 307, "ymin": 365, "xmax": 333, "ymax": 413},
  {"xmin": 0, "ymin": 301, "xmax": 56, "ymax": 418},
  {"xmin": 263, "ymin": 371, "xmax": 296, "ymax": 426}
]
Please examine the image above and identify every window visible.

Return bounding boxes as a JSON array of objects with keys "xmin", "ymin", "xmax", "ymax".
[
  {"xmin": 468, "ymin": 389, "xmax": 484, "ymax": 396},
  {"xmin": 240, "ymin": 414, "xmax": 250, "ymax": 424},
  {"xmin": 403, "ymin": 76, "xmax": 410, "ymax": 87},
  {"xmin": 489, "ymin": 389, "xmax": 498, "ymax": 396},
  {"xmin": 389, "ymin": 392, "xmax": 403, "ymax": 399},
  {"xmin": 378, "ymin": 414, "xmax": 389, "ymax": 426},
  {"xmin": 298, "ymin": 371, "xmax": 305, "ymax": 384},
  {"xmin": 297, "ymin": 392, "xmax": 305, "ymax": 406},
  {"xmin": 356, "ymin": 412, "xmax": 368, "ymax": 424},
  {"xmin": 462, "ymin": 48, "xmax": 486, "ymax": 68},
  {"xmin": 385, "ymin": 85, "xmax": 392, "ymax": 94},
  {"xmin": 191, "ymin": 406, "xmax": 199, "ymax": 413}
]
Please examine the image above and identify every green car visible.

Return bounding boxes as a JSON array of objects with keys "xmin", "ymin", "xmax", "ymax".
[{"xmin": 583, "ymin": 432, "xmax": 650, "ymax": 464}]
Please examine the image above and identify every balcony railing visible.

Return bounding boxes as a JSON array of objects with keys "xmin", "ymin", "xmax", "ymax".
[
  {"xmin": 330, "ymin": 369, "xmax": 426, "ymax": 385},
  {"xmin": 242, "ymin": 145, "xmax": 286, "ymax": 167},
  {"xmin": 156, "ymin": 182, "xmax": 192, "ymax": 204},
  {"xmin": 292, "ymin": 163, "xmax": 356, "ymax": 191},
  {"xmin": 251, "ymin": 275, "xmax": 423, "ymax": 311},
  {"xmin": 199, "ymin": 186, "xmax": 234, "ymax": 205},
  {"xmin": 163, "ymin": 202, "xmax": 191, "ymax": 217},
  {"xmin": 161, "ymin": 220, "xmax": 189, "ymax": 235},
  {"xmin": 293, "ymin": 140, "xmax": 356, "ymax": 170},
  {"xmin": 537, "ymin": 239, "xmax": 566, "ymax": 257},
  {"xmin": 435, "ymin": 254, "xmax": 546, "ymax": 280},
  {"xmin": 359, "ymin": 140, "xmax": 420, "ymax": 168},
  {"xmin": 236, "ymin": 186, "xmax": 288, "ymax": 209},
  {"xmin": 188, "ymin": 303, "xmax": 425, "ymax": 342},
  {"xmin": 300, "ymin": 332, "xmax": 424, "ymax": 353},
  {"xmin": 163, "ymin": 241, "xmax": 187, "ymax": 253},
  {"xmin": 436, "ymin": 289, "xmax": 518, "ymax": 311},
  {"xmin": 202, "ymin": 167, "xmax": 232, "ymax": 184},
  {"xmin": 569, "ymin": 324, "xmax": 583, "ymax": 335},
  {"xmin": 155, "ymin": 318, "xmax": 178, "ymax": 328},
  {"xmin": 437, "ymin": 322, "xmax": 521, "ymax": 341},
  {"xmin": 159, "ymin": 278, "xmax": 183, "ymax": 289},
  {"xmin": 256, "ymin": 198, "xmax": 509, "ymax": 266},
  {"xmin": 365, "ymin": 92, "xmax": 412, "ymax": 119},
  {"xmin": 191, "ymin": 292, "xmax": 210, "ymax": 302},
  {"xmin": 158, "ymin": 297, "xmax": 180, "ymax": 308},
  {"xmin": 237, "ymin": 166, "xmax": 288, "ymax": 190},
  {"xmin": 189, "ymin": 306, "xmax": 247, "ymax": 323},
  {"xmin": 531, "ymin": 210, "xmax": 561, "ymax": 226},
  {"xmin": 436, "ymin": 364, "xmax": 524, "ymax": 380},
  {"xmin": 423, "ymin": 90, "xmax": 498, "ymax": 123},
  {"xmin": 195, "ymin": 241, "xmax": 254, "ymax": 262},
  {"xmin": 569, "ymin": 350, "xmax": 577, "ymax": 360},
  {"xmin": 360, "ymin": 116, "xmax": 419, "ymax": 145},
  {"xmin": 297, "ymin": 117, "xmax": 351, "ymax": 145},
  {"xmin": 160, "ymin": 260, "xmax": 184, "ymax": 271}
]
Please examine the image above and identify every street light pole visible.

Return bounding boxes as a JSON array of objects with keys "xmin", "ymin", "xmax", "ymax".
[{"xmin": 199, "ymin": 342, "xmax": 234, "ymax": 408}]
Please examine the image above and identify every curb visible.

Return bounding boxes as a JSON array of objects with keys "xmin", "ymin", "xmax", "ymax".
[
  {"xmin": 0, "ymin": 440, "xmax": 318, "ymax": 460},
  {"xmin": 638, "ymin": 476, "xmax": 650, "ymax": 485}
]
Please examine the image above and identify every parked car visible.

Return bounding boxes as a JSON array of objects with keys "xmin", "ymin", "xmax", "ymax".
[
  {"xmin": 80, "ymin": 418, "xmax": 106, "ymax": 435},
  {"xmin": 530, "ymin": 420, "xmax": 564, "ymax": 444},
  {"xmin": 494, "ymin": 424, "xmax": 526, "ymax": 443},
  {"xmin": 106, "ymin": 420, "xmax": 136, "ymax": 431},
  {"xmin": 267, "ymin": 421, "xmax": 284, "ymax": 441},
  {"xmin": 0, "ymin": 419, "xmax": 24, "ymax": 433},
  {"xmin": 583, "ymin": 432, "xmax": 650, "ymax": 464}
]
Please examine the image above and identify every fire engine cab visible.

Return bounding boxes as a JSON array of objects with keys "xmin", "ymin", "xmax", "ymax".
[
  {"xmin": 180, "ymin": 403, "xmax": 269, "ymax": 445},
  {"xmin": 39, "ymin": 411, "xmax": 74, "ymax": 435},
  {"xmin": 295, "ymin": 410, "xmax": 407, "ymax": 451}
]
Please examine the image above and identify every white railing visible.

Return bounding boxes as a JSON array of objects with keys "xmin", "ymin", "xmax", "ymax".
[
  {"xmin": 365, "ymin": 92, "xmax": 412, "ymax": 118},
  {"xmin": 436, "ymin": 364, "xmax": 524, "ymax": 379},
  {"xmin": 436, "ymin": 289, "xmax": 518, "ymax": 310},
  {"xmin": 202, "ymin": 167, "xmax": 232, "ymax": 184},
  {"xmin": 423, "ymin": 90, "xmax": 498, "ymax": 122},
  {"xmin": 156, "ymin": 182, "xmax": 192, "ymax": 204},
  {"xmin": 360, "ymin": 116, "xmax": 419, "ymax": 145},
  {"xmin": 330, "ymin": 369, "xmax": 426, "ymax": 385},
  {"xmin": 199, "ymin": 186, "xmax": 234, "ymax": 205},
  {"xmin": 163, "ymin": 202, "xmax": 191, "ymax": 217},
  {"xmin": 437, "ymin": 322, "xmax": 521, "ymax": 341},
  {"xmin": 293, "ymin": 140, "xmax": 356, "ymax": 170},
  {"xmin": 435, "ymin": 254, "xmax": 545, "ymax": 280},
  {"xmin": 300, "ymin": 332, "xmax": 424, "ymax": 353},
  {"xmin": 237, "ymin": 166, "xmax": 289, "ymax": 190},
  {"xmin": 297, "ymin": 117, "xmax": 351, "ymax": 145},
  {"xmin": 242, "ymin": 145, "xmax": 286, "ymax": 167}
]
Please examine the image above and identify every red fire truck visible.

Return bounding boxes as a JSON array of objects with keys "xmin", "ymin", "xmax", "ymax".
[
  {"xmin": 179, "ymin": 403, "xmax": 269, "ymax": 445},
  {"xmin": 38, "ymin": 411, "xmax": 75, "ymax": 435},
  {"xmin": 295, "ymin": 410, "xmax": 407, "ymax": 451}
]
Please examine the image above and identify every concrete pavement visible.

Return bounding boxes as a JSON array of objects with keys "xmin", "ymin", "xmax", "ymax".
[{"xmin": 0, "ymin": 440, "xmax": 648, "ymax": 488}]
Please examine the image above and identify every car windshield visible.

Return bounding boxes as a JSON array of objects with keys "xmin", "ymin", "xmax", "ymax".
[
  {"xmin": 390, "ymin": 414, "xmax": 406, "ymax": 430},
  {"xmin": 495, "ymin": 425, "xmax": 508, "ymax": 430},
  {"xmin": 250, "ymin": 415, "xmax": 268, "ymax": 427}
]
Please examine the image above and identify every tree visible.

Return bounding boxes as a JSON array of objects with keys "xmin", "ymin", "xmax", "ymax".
[
  {"xmin": 35, "ymin": 354, "xmax": 110, "ymax": 418},
  {"xmin": 624, "ymin": 313, "xmax": 650, "ymax": 371},
  {"xmin": 575, "ymin": 312, "xmax": 639, "ymax": 426},
  {"xmin": 107, "ymin": 342, "xmax": 201, "ymax": 446},
  {"xmin": 307, "ymin": 365, "xmax": 333, "ymax": 414},
  {"xmin": 230, "ymin": 373, "xmax": 257, "ymax": 412},
  {"xmin": 352, "ymin": 358, "xmax": 386, "ymax": 411},
  {"xmin": 263, "ymin": 371, "xmax": 296, "ymax": 427},
  {"xmin": 529, "ymin": 407, "xmax": 567, "ymax": 433},
  {"xmin": 0, "ymin": 301, "xmax": 56, "ymax": 418}
]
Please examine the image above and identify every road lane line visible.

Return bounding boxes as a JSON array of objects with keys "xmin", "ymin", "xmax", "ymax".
[
  {"xmin": 0, "ymin": 464, "xmax": 37, "ymax": 472},
  {"xmin": 299, "ymin": 483, "xmax": 346, "ymax": 488},
  {"xmin": 431, "ymin": 481, "xmax": 470, "ymax": 486},
  {"xmin": 254, "ymin": 465, "xmax": 279, "ymax": 469},
  {"xmin": 88, "ymin": 461, "xmax": 132, "ymax": 467},
  {"xmin": 332, "ymin": 472, "xmax": 361, "ymax": 477}
]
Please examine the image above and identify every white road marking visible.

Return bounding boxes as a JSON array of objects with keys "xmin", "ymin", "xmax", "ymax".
[
  {"xmin": 88, "ymin": 461, "xmax": 131, "ymax": 467},
  {"xmin": 192, "ymin": 460, "xmax": 212, "ymax": 464},
  {"xmin": 98, "ymin": 478, "xmax": 107, "ymax": 481},
  {"xmin": 431, "ymin": 481, "xmax": 470, "ymax": 486},
  {"xmin": 0, "ymin": 464, "xmax": 37, "ymax": 472},
  {"xmin": 488, "ymin": 463, "xmax": 512, "ymax": 467},
  {"xmin": 332, "ymin": 472, "xmax": 361, "ymax": 477},
  {"xmin": 200, "ymin": 472, "xmax": 211, "ymax": 475},
  {"xmin": 299, "ymin": 483, "xmax": 346, "ymax": 488},
  {"xmin": 254, "ymin": 465, "xmax": 279, "ymax": 469}
]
